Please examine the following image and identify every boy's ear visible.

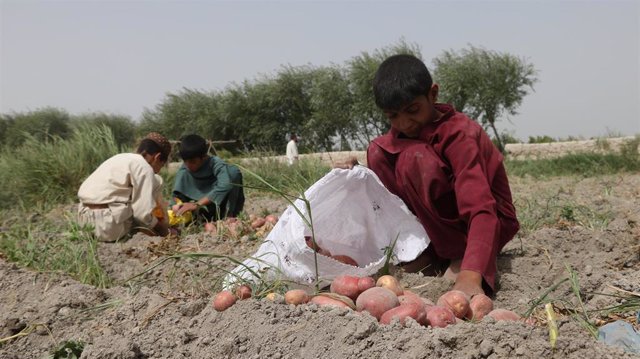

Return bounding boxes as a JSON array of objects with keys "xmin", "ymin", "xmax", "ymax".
[{"xmin": 428, "ymin": 83, "xmax": 439, "ymax": 103}]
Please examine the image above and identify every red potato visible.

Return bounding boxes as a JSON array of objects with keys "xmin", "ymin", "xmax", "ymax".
[
  {"xmin": 213, "ymin": 290, "xmax": 237, "ymax": 312},
  {"xmin": 426, "ymin": 305, "xmax": 457, "ymax": 328},
  {"xmin": 265, "ymin": 214, "xmax": 278, "ymax": 224},
  {"xmin": 305, "ymin": 237, "xmax": 332, "ymax": 257},
  {"xmin": 250, "ymin": 218, "xmax": 266, "ymax": 229},
  {"xmin": 437, "ymin": 290, "xmax": 470, "ymax": 319},
  {"xmin": 356, "ymin": 287, "xmax": 400, "ymax": 320},
  {"xmin": 204, "ymin": 222, "xmax": 217, "ymax": 233},
  {"xmin": 357, "ymin": 277, "xmax": 376, "ymax": 293},
  {"xmin": 380, "ymin": 303, "xmax": 425, "ymax": 326},
  {"xmin": 310, "ymin": 295, "xmax": 351, "ymax": 309},
  {"xmin": 421, "ymin": 297, "xmax": 435, "ymax": 308},
  {"xmin": 330, "ymin": 275, "xmax": 360, "ymax": 300},
  {"xmin": 398, "ymin": 292, "xmax": 425, "ymax": 308},
  {"xmin": 332, "ymin": 255, "xmax": 359, "ymax": 267},
  {"xmin": 465, "ymin": 294, "xmax": 494, "ymax": 320},
  {"xmin": 487, "ymin": 308, "xmax": 521, "ymax": 322},
  {"xmin": 235, "ymin": 285, "xmax": 252, "ymax": 300},
  {"xmin": 284, "ymin": 289, "xmax": 310, "ymax": 305},
  {"xmin": 376, "ymin": 275, "xmax": 404, "ymax": 296}
]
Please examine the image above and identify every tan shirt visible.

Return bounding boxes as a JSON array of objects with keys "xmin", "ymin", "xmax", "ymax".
[{"xmin": 78, "ymin": 153, "xmax": 159, "ymax": 228}]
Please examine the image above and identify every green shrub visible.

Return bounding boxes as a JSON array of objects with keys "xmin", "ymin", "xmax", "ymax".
[{"xmin": 0, "ymin": 124, "xmax": 119, "ymax": 205}]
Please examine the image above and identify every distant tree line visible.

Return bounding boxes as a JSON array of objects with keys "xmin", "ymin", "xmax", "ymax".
[{"xmin": 0, "ymin": 40, "xmax": 537, "ymax": 154}]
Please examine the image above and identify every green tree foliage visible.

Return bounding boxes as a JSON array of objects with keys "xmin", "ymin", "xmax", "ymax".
[
  {"xmin": 433, "ymin": 45, "xmax": 537, "ymax": 152},
  {"xmin": 71, "ymin": 112, "xmax": 137, "ymax": 148},
  {"xmin": 0, "ymin": 107, "xmax": 71, "ymax": 147}
]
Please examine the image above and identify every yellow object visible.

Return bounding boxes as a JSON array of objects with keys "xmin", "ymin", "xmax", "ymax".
[
  {"xmin": 545, "ymin": 302, "xmax": 558, "ymax": 350},
  {"xmin": 168, "ymin": 199, "xmax": 193, "ymax": 226}
]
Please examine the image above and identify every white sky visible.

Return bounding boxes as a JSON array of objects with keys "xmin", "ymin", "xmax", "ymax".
[{"xmin": 1, "ymin": 0, "xmax": 639, "ymax": 141}]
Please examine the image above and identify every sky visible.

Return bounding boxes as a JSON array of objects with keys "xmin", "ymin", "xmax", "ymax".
[{"xmin": 1, "ymin": 0, "xmax": 639, "ymax": 141}]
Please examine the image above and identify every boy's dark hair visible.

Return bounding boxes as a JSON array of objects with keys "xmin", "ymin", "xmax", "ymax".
[
  {"xmin": 373, "ymin": 54, "xmax": 433, "ymax": 110},
  {"xmin": 179, "ymin": 134, "xmax": 208, "ymax": 160},
  {"xmin": 137, "ymin": 132, "xmax": 171, "ymax": 162}
]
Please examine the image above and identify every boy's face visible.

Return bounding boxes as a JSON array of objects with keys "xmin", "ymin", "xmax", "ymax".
[
  {"xmin": 148, "ymin": 153, "xmax": 166, "ymax": 174},
  {"xmin": 383, "ymin": 84, "xmax": 440, "ymax": 138},
  {"xmin": 184, "ymin": 156, "xmax": 207, "ymax": 173}
]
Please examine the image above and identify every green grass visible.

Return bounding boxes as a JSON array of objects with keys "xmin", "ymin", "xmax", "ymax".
[
  {"xmin": 0, "ymin": 210, "xmax": 111, "ymax": 288},
  {"xmin": 0, "ymin": 124, "xmax": 120, "ymax": 206},
  {"xmin": 505, "ymin": 136, "xmax": 639, "ymax": 178}
]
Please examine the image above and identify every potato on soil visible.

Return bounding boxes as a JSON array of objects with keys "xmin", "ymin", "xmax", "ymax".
[
  {"xmin": 284, "ymin": 289, "xmax": 310, "ymax": 305},
  {"xmin": 204, "ymin": 222, "xmax": 216, "ymax": 233},
  {"xmin": 465, "ymin": 294, "xmax": 494, "ymax": 320},
  {"xmin": 487, "ymin": 308, "xmax": 521, "ymax": 321},
  {"xmin": 330, "ymin": 275, "xmax": 360, "ymax": 300},
  {"xmin": 357, "ymin": 277, "xmax": 376, "ymax": 292},
  {"xmin": 332, "ymin": 255, "xmax": 359, "ymax": 267},
  {"xmin": 310, "ymin": 295, "xmax": 351, "ymax": 309},
  {"xmin": 235, "ymin": 285, "xmax": 252, "ymax": 300},
  {"xmin": 213, "ymin": 290, "xmax": 237, "ymax": 312},
  {"xmin": 426, "ymin": 305, "xmax": 457, "ymax": 328},
  {"xmin": 380, "ymin": 303, "xmax": 425, "ymax": 326},
  {"xmin": 376, "ymin": 275, "xmax": 404, "ymax": 296},
  {"xmin": 356, "ymin": 287, "xmax": 400, "ymax": 320},
  {"xmin": 265, "ymin": 214, "xmax": 278, "ymax": 224},
  {"xmin": 437, "ymin": 290, "xmax": 470, "ymax": 319},
  {"xmin": 250, "ymin": 217, "xmax": 266, "ymax": 229}
]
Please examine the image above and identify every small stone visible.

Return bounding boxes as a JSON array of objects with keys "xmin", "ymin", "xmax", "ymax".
[
  {"xmin": 479, "ymin": 339, "xmax": 494, "ymax": 357},
  {"xmin": 238, "ymin": 345, "xmax": 247, "ymax": 353}
]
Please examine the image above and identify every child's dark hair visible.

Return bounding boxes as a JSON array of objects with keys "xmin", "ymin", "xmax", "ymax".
[
  {"xmin": 373, "ymin": 54, "xmax": 433, "ymax": 110},
  {"xmin": 179, "ymin": 134, "xmax": 208, "ymax": 160},
  {"xmin": 137, "ymin": 132, "xmax": 171, "ymax": 162}
]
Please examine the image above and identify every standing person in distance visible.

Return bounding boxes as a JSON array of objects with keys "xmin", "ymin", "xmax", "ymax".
[{"xmin": 286, "ymin": 134, "xmax": 299, "ymax": 165}]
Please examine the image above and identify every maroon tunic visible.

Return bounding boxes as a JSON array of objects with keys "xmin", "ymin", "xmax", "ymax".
[{"xmin": 367, "ymin": 103, "xmax": 519, "ymax": 290}]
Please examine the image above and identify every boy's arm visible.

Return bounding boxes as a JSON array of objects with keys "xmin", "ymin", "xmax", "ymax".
[{"xmin": 443, "ymin": 130, "xmax": 503, "ymax": 295}]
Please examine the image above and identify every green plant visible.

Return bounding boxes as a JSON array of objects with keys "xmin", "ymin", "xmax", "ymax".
[{"xmin": 50, "ymin": 340, "xmax": 85, "ymax": 359}]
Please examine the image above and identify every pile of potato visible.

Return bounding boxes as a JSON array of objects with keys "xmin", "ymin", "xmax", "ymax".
[{"xmin": 213, "ymin": 274, "xmax": 523, "ymax": 329}]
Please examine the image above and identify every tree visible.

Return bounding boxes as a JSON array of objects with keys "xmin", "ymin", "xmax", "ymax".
[{"xmin": 433, "ymin": 45, "xmax": 537, "ymax": 153}]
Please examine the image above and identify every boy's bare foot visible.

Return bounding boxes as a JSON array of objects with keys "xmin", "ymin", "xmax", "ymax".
[
  {"xmin": 443, "ymin": 259, "xmax": 462, "ymax": 281},
  {"xmin": 452, "ymin": 270, "xmax": 485, "ymax": 298}
]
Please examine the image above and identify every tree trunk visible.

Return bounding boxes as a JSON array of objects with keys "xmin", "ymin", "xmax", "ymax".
[{"xmin": 488, "ymin": 119, "xmax": 505, "ymax": 154}]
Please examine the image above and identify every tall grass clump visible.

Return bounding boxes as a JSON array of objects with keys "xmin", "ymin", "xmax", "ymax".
[
  {"xmin": 506, "ymin": 136, "xmax": 640, "ymax": 178},
  {"xmin": 0, "ymin": 213, "xmax": 111, "ymax": 288},
  {"xmin": 238, "ymin": 156, "xmax": 331, "ymax": 196},
  {"xmin": 0, "ymin": 124, "xmax": 119, "ymax": 206}
]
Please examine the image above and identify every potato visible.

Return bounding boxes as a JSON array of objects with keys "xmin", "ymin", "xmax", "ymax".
[
  {"xmin": 426, "ymin": 305, "xmax": 457, "ymax": 328},
  {"xmin": 235, "ymin": 285, "xmax": 252, "ymax": 300},
  {"xmin": 376, "ymin": 275, "xmax": 404, "ymax": 296},
  {"xmin": 332, "ymin": 255, "xmax": 359, "ymax": 267},
  {"xmin": 265, "ymin": 293, "xmax": 284, "ymax": 303},
  {"xmin": 284, "ymin": 289, "xmax": 310, "ymax": 305},
  {"xmin": 265, "ymin": 214, "xmax": 278, "ymax": 224},
  {"xmin": 330, "ymin": 275, "xmax": 360, "ymax": 300},
  {"xmin": 305, "ymin": 237, "xmax": 332, "ymax": 256},
  {"xmin": 487, "ymin": 308, "xmax": 521, "ymax": 321},
  {"xmin": 355, "ymin": 287, "xmax": 400, "ymax": 320},
  {"xmin": 213, "ymin": 290, "xmax": 237, "ymax": 312},
  {"xmin": 421, "ymin": 297, "xmax": 435, "ymax": 308},
  {"xmin": 380, "ymin": 303, "xmax": 425, "ymax": 326},
  {"xmin": 310, "ymin": 295, "xmax": 351, "ymax": 309},
  {"xmin": 398, "ymin": 291, "xmax": 424, "ymax": 308},
  {"xmin": 465, "ymin": 294, "xmax": 494, "ymax": 320},
  {"xmin": 357, "ymin": 277, "xmax": 376, "ymax": 293},
  {"xmin": 250, "ymin": 217, "xmax": 266, "ymax": 229},
  {"xmin": 204, "ymin": 222, "xmax": 216, "ymax": 233},
  {"xmin": 437, "ymin": 290, "xmax": 470, "ymax": 319}
]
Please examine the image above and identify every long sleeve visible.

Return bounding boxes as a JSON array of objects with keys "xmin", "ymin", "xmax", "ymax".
[
  {"xmin": 441, "ymin": 129, "xmax": 501, "ymax": 277},
  {"xmin": 129, "ymin": 160, "xmax": 159, "ymax": 228}
]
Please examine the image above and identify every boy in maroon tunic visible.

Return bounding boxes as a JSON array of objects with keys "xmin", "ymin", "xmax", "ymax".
[{"xmin": 366, "ymin": 54, "xmax": 519, "ymax": 297}]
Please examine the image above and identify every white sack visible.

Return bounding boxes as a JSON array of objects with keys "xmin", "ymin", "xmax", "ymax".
[{"xmin": 223, "ymin": 166, "xmax": 429, "ymax": 289}]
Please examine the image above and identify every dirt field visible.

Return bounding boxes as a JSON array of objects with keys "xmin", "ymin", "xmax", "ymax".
[{"xmin": 1, "ymin": 162, "xmax": 639, "ymax": 358}]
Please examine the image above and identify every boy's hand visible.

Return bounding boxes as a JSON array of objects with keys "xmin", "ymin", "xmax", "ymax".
[
  {"xmin": 333, "ymin": 156, "xmax": 359, "ymax": 169},
  {"xmin": 452, "ymin": 270, "xmax": 485, "ymax": 298},
  {"xmin": 176, "ymin": 202, "xmax": 198, "ymax": 216}
]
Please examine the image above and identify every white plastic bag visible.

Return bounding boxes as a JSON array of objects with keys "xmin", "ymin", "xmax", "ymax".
[{"xmin": 223, "ymin": 166, "xmax": 429, "ymax": 289}]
